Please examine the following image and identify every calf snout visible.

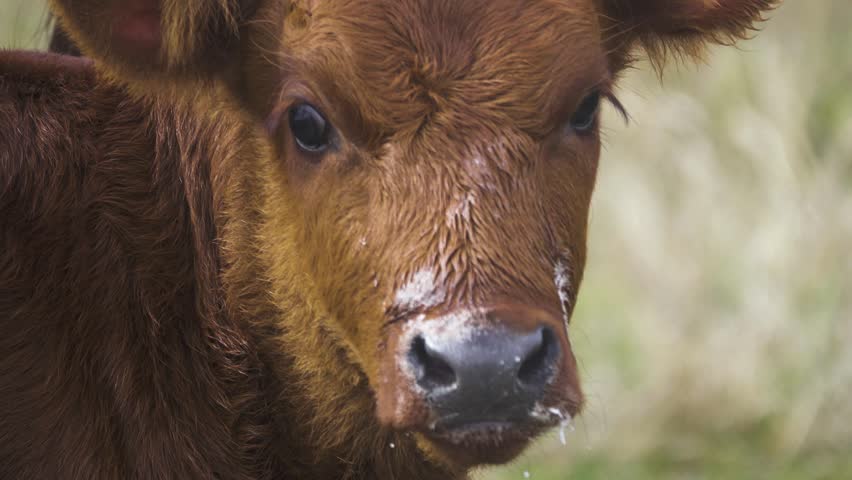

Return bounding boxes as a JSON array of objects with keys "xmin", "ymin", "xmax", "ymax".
[{"xmin": 406, "ymin": 309, "xmax": 562, "ymax": 429}]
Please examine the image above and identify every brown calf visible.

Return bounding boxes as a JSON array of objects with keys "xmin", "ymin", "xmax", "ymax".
[{"xmin": 0, "ymin": 0, "xmax": 777, "ymax": 478}]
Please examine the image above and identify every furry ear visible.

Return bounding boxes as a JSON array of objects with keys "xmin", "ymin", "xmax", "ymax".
[
  {"xmin": 49, "ymin": 0, "xmax": 258, "ymax": 82},
  {"xmin": 600, "ymin": 0, "xmax": 779, "ymax": 72}
]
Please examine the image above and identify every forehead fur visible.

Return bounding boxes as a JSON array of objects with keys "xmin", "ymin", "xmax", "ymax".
[{"xmin": 280, "ymin": 0, "xmax": 607, "ymax": 148}]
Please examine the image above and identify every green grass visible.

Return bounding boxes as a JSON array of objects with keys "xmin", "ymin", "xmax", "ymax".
[{"xmin": 2, "ymin": 2, "xmax": 850, "ymax": 479}]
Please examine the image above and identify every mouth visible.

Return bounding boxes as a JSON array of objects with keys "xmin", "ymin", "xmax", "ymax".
[
  {"xmin": 422, "ymin": 423, "xmax": 537, "ymax": 465},
  {"xmin": 415, "ymin": 405, "xmax": 575, "ymax": 466}
]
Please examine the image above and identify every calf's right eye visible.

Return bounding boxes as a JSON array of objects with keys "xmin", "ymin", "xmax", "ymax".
[
  {"xmin": 568, "ymin": 90, "xmax": 601, "ymax": 133},
  {"xmin": 288, "ymin": 103, "xmax": 332, "ymax": 153}
]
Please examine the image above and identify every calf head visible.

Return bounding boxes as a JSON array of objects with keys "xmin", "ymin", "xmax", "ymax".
[{"xmin": 51, "ymin": 0, "xmax": 776, "ymax": 471}]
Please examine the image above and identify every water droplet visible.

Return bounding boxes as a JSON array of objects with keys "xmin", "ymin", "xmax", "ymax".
[
  {"xmin": 558, "ymin": 418, "xmax": 574, "ymax": 445},
  {"xmin": 523, "ymin": 471, "xmax": 530, "ymax": 478},
  {"xmin": 389, "ymin": 442, "xmax": 395, "ymax": 449},
  {"xmin": 544, "ymin": 408, "xmax": 574, "ymax": 446},
  {"xmin": 514, "ymin": 356, "xmax": 521, "ymax": 363}
]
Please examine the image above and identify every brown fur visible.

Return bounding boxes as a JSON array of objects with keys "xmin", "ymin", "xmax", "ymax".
[
  {"xmin": 47, "ymin": 23, "xmax": 82, "ymax": 57},
  {"xmin": 1, "ymin": 1, "xmax": 778, "ymax": 478}
]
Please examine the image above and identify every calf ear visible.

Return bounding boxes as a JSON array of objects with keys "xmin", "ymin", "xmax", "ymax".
[
  {"xmin": 49, "ymin": 0, "xmax": 258, "ymax": 83},
  {"xmin": 601, "ymin": 0, "xmax": 779, "ymax": 72}
]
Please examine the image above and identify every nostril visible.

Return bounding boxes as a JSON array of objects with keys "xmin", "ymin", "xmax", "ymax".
[
  {"xmin": 517, "ymin": 327, "xmax": 559, "ymax": 388},
  {"xmin": 409, "ymin": 336, "xmax": 457, "ymax": 392}
]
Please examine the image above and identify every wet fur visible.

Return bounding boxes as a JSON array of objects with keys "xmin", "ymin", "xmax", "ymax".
[{"xmin": 3, "ymin": 0, "xmax": 777, "ymax": 478}]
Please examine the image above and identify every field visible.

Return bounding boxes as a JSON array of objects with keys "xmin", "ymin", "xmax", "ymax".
[{"xmin": 2, "ymin": 2, "xmax": 850, "ymax": 479}]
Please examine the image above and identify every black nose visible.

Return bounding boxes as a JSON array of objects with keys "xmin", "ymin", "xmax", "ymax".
[{"xmin": 407, "ymin": 325, "xmax": 561, "ymax": 429}]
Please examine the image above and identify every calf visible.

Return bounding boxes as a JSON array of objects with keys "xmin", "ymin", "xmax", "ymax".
[{"xmin": 0, "ymin": 0, "xmax": 777, "ymax": 478}]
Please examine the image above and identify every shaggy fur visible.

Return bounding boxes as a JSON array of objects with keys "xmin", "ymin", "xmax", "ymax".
[{"xmin": 2, "ymin": 0, "xmax": 777, "ymax": 478}]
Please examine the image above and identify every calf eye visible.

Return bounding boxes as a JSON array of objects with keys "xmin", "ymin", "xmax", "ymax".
[
  {"xmin": 568, "ymin": 91, "xmax": 601, "ymax": 133},
  {"xmin": 289, "ymin": 103, "xmax": 332, "ymax": 153}
]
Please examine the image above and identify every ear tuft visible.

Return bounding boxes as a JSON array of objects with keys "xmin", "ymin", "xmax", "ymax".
[
  {"xmin": 159, "ymin": 0, "xmax": 244, "ymax": 70},
  {"xmin": 601, "ymin": 0, "xmax": 781, "ymax": 74}
]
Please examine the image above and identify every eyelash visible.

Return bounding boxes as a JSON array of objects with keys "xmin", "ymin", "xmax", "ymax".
[
  {"xmin": 557, "ymin": 87, "xmax": 630, "ymax": 139},
  {"xmin": 601, "ymin": 91, "xmax": 630, "ymax": 124}
]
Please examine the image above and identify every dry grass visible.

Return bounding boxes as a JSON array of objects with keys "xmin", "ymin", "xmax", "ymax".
[
  {"xmin": 0, "ymin": 1, "xmax": 49, "ymax": 50},
  {"xmin": 1, "ymin": 1, "xmax": 849, "ymax": 479}
]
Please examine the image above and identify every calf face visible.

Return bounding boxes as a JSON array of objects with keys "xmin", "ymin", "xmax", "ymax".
[
  {"xmin": 50, "ymin": 0, "xmax": 777, "ymax": 471},
  {"xmin": 243, "ymin": 1, "xmax": 606, "ymax": 465}
]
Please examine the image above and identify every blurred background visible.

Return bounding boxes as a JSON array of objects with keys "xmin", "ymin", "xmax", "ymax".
[{"xmin": 2, "ymin": 1, "xmax": 850, "ymax": 479}]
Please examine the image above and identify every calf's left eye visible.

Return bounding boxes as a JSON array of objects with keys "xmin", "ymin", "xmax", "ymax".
[{"xmin": 568, "ymin": 91, "xmax": 601, "ymax": 133}]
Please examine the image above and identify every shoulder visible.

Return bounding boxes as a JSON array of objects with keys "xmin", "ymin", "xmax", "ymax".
[
  {"xmin": 0, "ymin": 50, "xmax": 96, "ymax": 92},
  {"xmin": 0, "ymin": 50, "xmax": 109, "ymax": 154},
  {"xmin": 1, "ymin": 52, "xmax": 102, "ymax": 207},
  {"xmin": 0, "ymin": 50, "xmax": 145, "ymax": 184},
  {"xmin": 0, "ymin": 50, "xmax": 158, "ymax": 256}
]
